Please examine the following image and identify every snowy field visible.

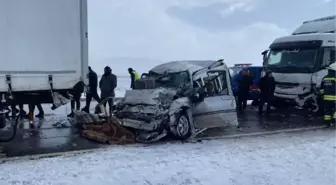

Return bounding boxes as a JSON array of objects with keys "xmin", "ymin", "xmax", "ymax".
[{"xmin": 0, "ymin": 130, "xmax": 335, "ymax": 185}]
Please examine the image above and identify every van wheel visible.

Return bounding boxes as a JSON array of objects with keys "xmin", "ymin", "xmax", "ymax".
[{"xmin": 170, "ymin": 113, "xmax": 191, "ymax": 140}]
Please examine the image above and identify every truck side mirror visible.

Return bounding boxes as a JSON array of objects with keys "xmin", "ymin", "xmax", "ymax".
[{"xmin": 261, "ymin": 50, "xmax": 268, "ymax": 61}]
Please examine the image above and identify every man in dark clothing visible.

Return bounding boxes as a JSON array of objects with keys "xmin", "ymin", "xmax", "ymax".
[
  {"xmin": 128, "ymin": 68, "xmax": 140, "ymax": 89},
  {"xmin": 68, "ymin": 80, "xmax": 85, "ymax": 117},
  {"xmin": 99, "ymin": 66, "xmax": 117, "ymax": 114},
  {"xmin": 82, "ymin": 66, "xmax": 101, "ymax": 113},
  {"xmin": 237, "ymin": 69, "xmax": 253, "ymax": 113},
  {"xmin": 320, "ymin": 63, "xmax": 336, "ymax": 127},
  {"xmin": 258, "ymin": 70, "xmax": 276, "ymax": 115}
]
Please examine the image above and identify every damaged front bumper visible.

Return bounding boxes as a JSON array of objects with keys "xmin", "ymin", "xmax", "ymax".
[
  {"xmin": 119, "ymin": 118, "xmax": 164, "ymax": 131},
  {"xmin": 274, "ymin": 91, "xmax": 318, "ymax": 111}
]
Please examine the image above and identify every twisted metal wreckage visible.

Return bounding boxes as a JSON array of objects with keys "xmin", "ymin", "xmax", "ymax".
[{"xmin": 76, "ymin": 60, "xmax": 239, "ymax": 144}]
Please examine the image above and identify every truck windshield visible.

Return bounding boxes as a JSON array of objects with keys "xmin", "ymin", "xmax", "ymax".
[
  {"xmin": 266, "ymin": 48, "xmax": 317, "ymax": 68},
  {"xmin": 156, "ymin": 71, "xmax": 190, "ymax": 88}
]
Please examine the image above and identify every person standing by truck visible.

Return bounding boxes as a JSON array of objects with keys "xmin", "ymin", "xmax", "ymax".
[
  {"xmin": 128, "ymin": 68, "xmax": 140, "ymax": 89},
  {"xmin": 67, "ymin": 80, "xmax": 85, "ymax": 117},
  {"xmin": 99, "ymin": 66, "xmax": 117, "ymax": 115},
  {"xmin": 258, "ymin": 70, "xmax": 276, "ymax": 116},
  {"xmin": 82, "ymin": 66, "xmax": 101, "ymax": 113},
  {"xmin": 237, "ymin": 69, "xmax": 253, "ymax": 113},
  {"xmin": 320, "ymin": 63, "xmax": 336, "ymax": 127}
]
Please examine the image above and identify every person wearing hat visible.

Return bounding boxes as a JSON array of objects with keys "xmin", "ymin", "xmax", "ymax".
[
  {"xmin": 128, "ymin": 68, "xmax": 140, "ymax": 89},
  {"xmin": 82, "ymin": 66, "xmax": 101, "ymax": 113},
  {"xmin": 237, "ymin": 69, "xmax": 253, "ymax": 113},
  {"xmin": 258, "ymin": 70, "xmax": 275, "ymax": 116},
  {"xmin": 320, "ymin": 62, "xmax": 336, "ymax": 127},
  {"xmin": 67, "ymin": 80, "xmax": 85, "ymax": 117},
  {"xmin": 99, "ymin": 66, "xmax": 117, "ymax": 114}
]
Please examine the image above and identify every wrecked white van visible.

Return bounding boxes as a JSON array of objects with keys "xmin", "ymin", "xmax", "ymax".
[{"xmin": 114, "ymin": 60, "xmax": 238, "ymax": 143}]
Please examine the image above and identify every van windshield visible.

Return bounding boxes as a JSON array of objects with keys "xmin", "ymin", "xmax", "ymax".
[
  {"xmin": 266, "ymin": 48, "xmax": 317, "ymax": 68},
  {"xmin": 156, "ymin": 71, "xmax": 190, "ymax": 88}
]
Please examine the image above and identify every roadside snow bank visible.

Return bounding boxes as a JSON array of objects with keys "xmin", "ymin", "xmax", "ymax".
[{"xmin": 0, "ymin": 130, "xmax": 335, "ymax": 185}]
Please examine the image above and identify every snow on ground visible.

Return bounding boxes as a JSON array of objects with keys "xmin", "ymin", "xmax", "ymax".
[{"xmin": 0, "ymin": 130, "xmax": 335, "ymax": 185}]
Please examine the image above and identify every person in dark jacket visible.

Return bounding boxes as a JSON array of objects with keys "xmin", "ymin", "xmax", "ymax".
[
  {"xmin": 258, "ymin": 70, "xmax": 276, "ymax": 115},
  {"xmin": 68, "ymin": 80, "xmax": 85, "ymax": 117},
  {"xmin": 320, "ymin": 63, "xmax": 336, "ymax": 127},
  {"xmin": 99, "ymin": 66, "xmax": 117, "ymax": 114},
  {"xmin": 82, "ymin": 66, "xmax": 101, "ymax": 113},
  {"xmin": 128, "ymin": 68, "xmax": 140, "ymax": 89},
  {"xmin": 237, "ymin": 69, "xmax": 253, "ymax": 113}
]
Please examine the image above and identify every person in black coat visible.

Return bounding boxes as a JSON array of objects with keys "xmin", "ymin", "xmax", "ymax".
[
  {"xmin": 99, "ymin": 66, "xmax": 117, "ymax": 114},
  {"xmin": 258, "ymin": 70, "xmax": 276, "ymax": 115},
  {"xmin": 82, "ymin": 66, "xmax": 101, "ymax": 113},
  {"xmin": 237, "ymin": 69, "xmax": 253, "ymax": 113},
  {"xmin": 68, "ymin": 80, "xmax": 85, "ymax": 117}
]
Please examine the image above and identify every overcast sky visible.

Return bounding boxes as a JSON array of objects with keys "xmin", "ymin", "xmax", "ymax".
[{"xmin": 87, "ymin": 0, "xmax": 335, "ymax": 74}]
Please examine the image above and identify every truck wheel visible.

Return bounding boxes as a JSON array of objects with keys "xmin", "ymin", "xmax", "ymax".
[{"xmin": 170, "ymin": 113, "xmax": 191, "ymax": 140}]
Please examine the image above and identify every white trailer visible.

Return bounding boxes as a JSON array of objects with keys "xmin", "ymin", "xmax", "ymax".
[
  {"xmin": 262, "ymin": 15, "xmax": 335, "ymax": 112},
  {"xmin": 0, "ymin": 0, "xmax": 88, "ymax": 107}
]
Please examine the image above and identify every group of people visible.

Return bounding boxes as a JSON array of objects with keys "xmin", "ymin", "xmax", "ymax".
[
  {"xmin": 7, "ymin": 66, "xmax": 141, "ymax": 120},
  {"xmin": 236, "ymin": 63, "xmax": 336, "ymax": 127},
  {"xmin": 67, "ymin": 66, "xmax": 117, "ymax": 117},
  {"xmin": 236, "ymin": 69, "xmax": 275, "ymax": 116},
  {"xmin": 66, "ymin": 66, "xmax": 140, "ymax": 117}
]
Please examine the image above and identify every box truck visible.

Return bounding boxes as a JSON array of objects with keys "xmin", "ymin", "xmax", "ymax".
[
  {"xmin": 0, "ymin": 0, "xmax": 88, "ymax": 107},
  {"xmin": 0, "ymin": 0, "xmax": 88, "ymax": 139},
  {"xmin": 262, "ymin": 15, "xmax": 335, "ymax": 112}
]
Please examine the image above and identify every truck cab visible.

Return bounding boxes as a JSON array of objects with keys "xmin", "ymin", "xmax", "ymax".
[{"xmin": 262, "ymin": 15, "xmax": 336, "ymax": 111}]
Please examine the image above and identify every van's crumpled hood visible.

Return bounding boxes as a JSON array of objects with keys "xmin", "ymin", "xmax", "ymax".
[
  {"xmin": 123, "ymin": 88, "xmax": 177, "ymax": 106},
  {"xmin": 116, "ymin": 88, "xmax": 179, "ymax": 132}
]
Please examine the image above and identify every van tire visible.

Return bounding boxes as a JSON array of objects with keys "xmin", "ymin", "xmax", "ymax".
[{"xmin": 170, "ymin": 113, "xmax": 191, "ymax": 140}]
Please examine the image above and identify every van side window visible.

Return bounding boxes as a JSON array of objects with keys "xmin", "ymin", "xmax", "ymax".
[{"xmin": 203, "ymin": 71, "xmax": 229, "ymax": 97}]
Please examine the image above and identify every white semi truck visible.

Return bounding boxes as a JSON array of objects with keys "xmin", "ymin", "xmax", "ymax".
[
  {"xmin": 262, "ymin": 15, "xmax": 335, "ymax": 112},
  {"xmin": 0, "ymin": 0, "xmax": 88, "ymax": 139}
]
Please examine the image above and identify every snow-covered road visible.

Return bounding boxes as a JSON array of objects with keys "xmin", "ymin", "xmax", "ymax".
[{"xmin": 0, "ymin": 130, "xmax": 335, "ymax": 185}]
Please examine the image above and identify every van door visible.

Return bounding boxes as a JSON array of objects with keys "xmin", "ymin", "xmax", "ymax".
[{"xmin": 192, "ymin": 70, "xmax": 238, "ymax": 129}]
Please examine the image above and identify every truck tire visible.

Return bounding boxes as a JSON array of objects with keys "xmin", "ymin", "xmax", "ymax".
[{"xmin": 170, "ymin": 113, "xmax": 191, "ymax": 140}]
